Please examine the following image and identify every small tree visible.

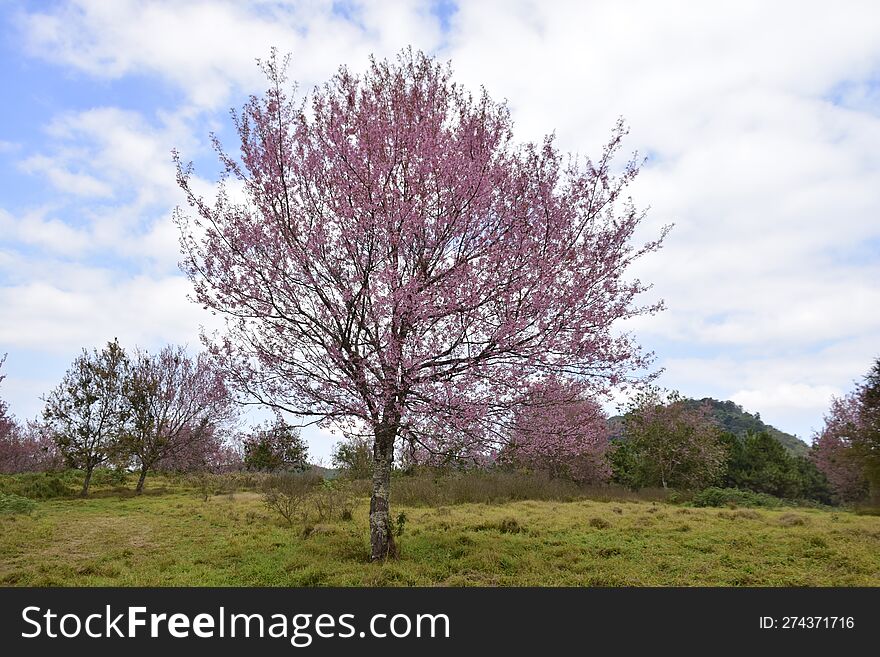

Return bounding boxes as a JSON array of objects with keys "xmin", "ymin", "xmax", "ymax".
[
  {"xmin": 0, "ymin": 354, "xmax": 13, "ymax": 444},
  {"xmin": 332, "ymin": 434, "xmax": 373, "ymax": 479},
  {"xmin": 853, "ymin": 357, "xmax": 880, "ymax": 499},
  {"xmin": 0, "ymin": 419, "xmax": 62, "ymax": 474},
  {"xmin": 121, "ymin": 345, "xmax": 236, "ymax": 493},
  {"xmin": 615, "ymin": 389, "xmax": 725, "ymax": 490},
  {"xmin": 504, "ymin": 379, "xmax": 610, "ymax": 484},
  {"xmin": 812, "ymin": 391, "xmax": 870, "ymax": 502},
  {"xmin": 243, "ymin": 416, "xmax": 309, "ymax": 472},
  {"xmin": 42, "ymin": 340, "xmax": 129, "ymax": 496},
  {"xmin": 728, "ymin": 431, "xmax": 799, "ymax": 497}
]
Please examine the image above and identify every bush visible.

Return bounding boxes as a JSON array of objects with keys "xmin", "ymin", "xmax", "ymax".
[
  {"xmin": 497, "ymin": 517, "xmax": 523, "ymax": 534},
  {"xmin": 90, "ymin": 467, "xmax": 129, "ymax": 487},
  {"xmin": 777, "ymin": 512, "xmax": 808, "ymax": 527},
  {"xmin": 0, "ymin": 492, "xmax": 37, "ymax": 514},
  {"xmin": 0, "ymin": 471, "xmax": 79, "ymax": 499},
  {"xmin": 589, "ymin": 517, "xmax": 611, "ymax": 529},
  {"xmin": 243, "ymin": 419, "xmax": 309, "ymax": 472},
  {"xmin": 261, "ymin": 471, "xmax": 323, "ymax": 526},
  {"xmin": 312, "ymin": 479, "xmax": 354, "ymax": 522},
  {"xmin": 691, "ymin": 487, "xmax": 781, "ymax": 508}
]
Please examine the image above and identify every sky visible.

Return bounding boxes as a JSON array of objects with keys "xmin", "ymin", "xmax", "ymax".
[{"xmin": 0, "ymin": 0, "xmax": 878, "ymax": 462}]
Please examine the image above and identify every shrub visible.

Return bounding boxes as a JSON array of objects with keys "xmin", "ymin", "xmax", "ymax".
[
  {"xmin": 691, "ymin": 487, "xmax": 781, "ymax": 508},
  {"xmin": 313, "ymin": 479, "xmax": 354, "ymax": 522},
  {"xmin": 778, "ymin": 513, "xmax": 808, "ymax": 527},
  {"xmin": 497, "ymin": 517, "xmax": 523, "ymax": 534},
  {"xmin": 90, "ymin": 467, "xmax": 129, "ymax": 487},
  {"xmin": 262, "ymin": 471, "xmax": 323, "ymax": 526},
  {"xmin": 394, "ymin": 511, "xmax": 407, "ymax": 537},
  {"xmin": 589, "ymin": 517, "xmax": 611, "ymax": 529},
  {"xmin": 717, "ymin": 509, "xmax": 762, "ymax": 520},
  {"xmin": 0, "ymin": 492, "xmax": 37, "ymax": 514},
  {"xmin": 0, "ymin": 471, "xmax": 78, "ymax": 499}
]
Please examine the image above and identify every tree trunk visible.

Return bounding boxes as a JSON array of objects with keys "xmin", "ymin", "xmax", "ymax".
[
  {"xmin": 369, "ymin": 422, "xmax": 398, "ymax": 561},
  {"xmin": 80, "ymin": 465, "xmax": 94, "ymax": 497},
  {"xmin": 135, "ymin": 464, "xmax": 149, "ymax": 493}
]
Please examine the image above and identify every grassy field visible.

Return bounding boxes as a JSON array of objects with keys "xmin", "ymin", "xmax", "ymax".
[{"xmin": 2, "ymin": 475, "xmax": 879, "ymax": 586}]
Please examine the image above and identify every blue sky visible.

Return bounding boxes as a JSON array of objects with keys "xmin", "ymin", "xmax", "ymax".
[{"xmin": 1, "ymin": 0, "xmax": 879, "ymax": 462}]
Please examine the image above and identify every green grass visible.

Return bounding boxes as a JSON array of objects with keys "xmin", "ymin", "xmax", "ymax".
[{"xmin": 1, "ymin": 477, "xmax": 879, "ymax": 586}]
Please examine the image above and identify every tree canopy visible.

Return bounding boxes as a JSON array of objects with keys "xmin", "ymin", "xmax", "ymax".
[{"xmin": 174, "ymin": 49, "xmax": 666, "ymax": 559}]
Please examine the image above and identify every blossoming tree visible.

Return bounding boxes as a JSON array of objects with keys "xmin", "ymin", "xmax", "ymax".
[
  {"xmin": 175, "ymin": 50, "xmax": 666, "ymax": 559},
  {"xmin": 504, "ymin": 378, "xmax": 611, "ymax": 483}
]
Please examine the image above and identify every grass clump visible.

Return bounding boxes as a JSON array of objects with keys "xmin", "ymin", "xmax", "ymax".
[
  {"xmin": 497, "ymin": 517, "xmax": 524, "ymax": 534},
  {"xmin": 778, "ymin": 513, "xmax": 808, "ymax": 527},
  {"xmin": 589, "ymin": 517, "xmax": 611, "ymax": 529},
  {"xmin": 0, "ymin": 493, "xmax": 37, "ymax": 515},
  {"xmin": 691, "ymin": 487, "xmax": 781, "ymax": 508}
]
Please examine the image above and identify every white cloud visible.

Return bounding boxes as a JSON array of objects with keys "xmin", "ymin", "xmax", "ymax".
[
  {"xmin": 0, "ymin": 274, "xmax": 211, "ymax": 353},
  {"xmin": 0, "ymin": 207, "xmax": 92, "ymax": 255},
  {"xmin": 20, "ymin": 0, "xmax": 444, "ymax": 110},
  {"xmin": 4, "ymin": 0, "xmax": 880, "ymax": 440},
  {"xmin": 732, "ymin": 383, "xmax": 840, "ymax": 414},
  {"xmin": 19, "ymin": 154, "xmax": 114, "ymax": 197},
  {"xmin": 36, "ymin": 106, "xmax": 192, "ymax": 206}
]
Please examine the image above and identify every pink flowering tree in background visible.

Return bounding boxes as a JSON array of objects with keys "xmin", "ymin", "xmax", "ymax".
[
  {"xmin": 121, "ymin": 345, "xmax": 237, "ymax": 493},
  {"xmin": 812, "ymin": 357, "xmax": 880, "ymax": 503},
  {"xmin": 156, "ymin": 425, "xmax": 243, "ymax": 474},
  {"xmin": 175, "ymin": 49, "xmax": 666, "ymax": 560},
  {"xmin": 810, "ymin": 393, "xmax": 867, "ymax": 502},
  {"xmin": 0, "ymin": 419, "xmax": 62, "ymax": 474},
  {"xmin": 503, "ymin": 379, "xmax": 611, "ymax": 484},
  {"xmin": 2, "ymin": 354, "xmax": 64, "ymax": 473},
  {"xmin": 0, "ymin": 354, "xmax": 14, "ymax": 445}
]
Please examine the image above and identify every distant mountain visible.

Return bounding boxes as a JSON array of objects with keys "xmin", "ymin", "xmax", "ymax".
[{"xmin": 608, "ymin": 397, "xmax": 811, "ymax": 458}]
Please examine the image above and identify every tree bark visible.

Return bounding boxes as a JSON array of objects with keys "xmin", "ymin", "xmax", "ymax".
[
  {"xmin": 135, "ymin": 464, "xmax": 149, "ymax": 493},
  {"xmin": 80, "ymin": 465, "xmax": 94, "ymax": 497},
  {"xmin": 369, "ymin": 422, "xmax": 398, "ymax": 561}
]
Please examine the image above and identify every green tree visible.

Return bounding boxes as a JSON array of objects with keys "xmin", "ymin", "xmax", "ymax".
[
  {"xmin": 332, "ymin": 435, "xmax": 373, "ymax": 479},
  {"xmin": 853, "ymin": 357, "xmax": 880, "ymax": 499},
  {"xmin": 725, "ymin": 431, "xmax": 832, "ymax": 502},
  {"xmin": 791, "ymin": 456, "xmax": 834, "ymax": 504},
  {"xmin": 243, "ymin": 418, "xmax": 309, "ymax": 472},
  {"xmin": 728, "ymin": 431, "xmax": 798, "ymax": 497},
  {"xmin": 42, "ymin": 340, "xmax": 129, "ymax": 496},
  {"xmin": 614, "ymin": 389, "xmax": 726, "ymax": 490}
]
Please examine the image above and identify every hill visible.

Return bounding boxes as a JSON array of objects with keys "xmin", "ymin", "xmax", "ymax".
[{"xmin": 609, "ymin": 397, "xmax": 810, "ymax": 457}]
